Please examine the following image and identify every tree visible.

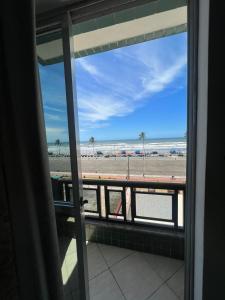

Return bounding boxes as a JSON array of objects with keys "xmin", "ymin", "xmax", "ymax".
[
  {"xmin": 89, "ymin": 137, "xmax": 95, "ymax": 157},
  {"xmin": 55, "ymin": 139, "xmax": 62, "ymax": 155},
  {"xmin": 139, "ymin": 132, "xmax": 146, "ymax": 156},
  {"xmin": 139, "ymin": 132, "xmax": 146, "ymax": 176}
]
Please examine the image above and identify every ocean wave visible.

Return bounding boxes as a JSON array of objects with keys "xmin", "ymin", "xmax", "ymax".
[{"xmin": 48, "ymin": 139, "xmax": 187, "ymax": 155}]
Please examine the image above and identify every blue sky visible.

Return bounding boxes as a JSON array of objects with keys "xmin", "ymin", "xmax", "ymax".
[{"xmin": 39, "ymin": 32, "xmax": 187, "ymax": 142}]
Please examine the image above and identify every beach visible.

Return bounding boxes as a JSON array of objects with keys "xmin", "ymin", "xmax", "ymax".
[
  {"xmin": 48, "ymin": 137, "xmax": 186, "ymax": 180},
  {"xmin": 49, "ymin": 156, "xmax": 186, "ymax": 177}
]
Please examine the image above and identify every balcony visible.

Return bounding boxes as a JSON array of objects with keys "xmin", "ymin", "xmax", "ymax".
[
  {"xmin": 53, "ymin": 178, "xmax": 185, "ymax": 230},
  {"xmin": 54, "ymin": 178, "xmax": 185, "ymax": 299},
  {"xmin": 60, "ymin": 238, "xmax": 184, "ymax": 300}
]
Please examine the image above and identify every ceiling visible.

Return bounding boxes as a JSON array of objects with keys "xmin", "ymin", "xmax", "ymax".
[
  {"xmin": 36, "ymin": 0, "xmax": 80, "ymax": 15},
  {"xmin": 36, "ymin": 0, "xmax": 187, "ymax": 65}
]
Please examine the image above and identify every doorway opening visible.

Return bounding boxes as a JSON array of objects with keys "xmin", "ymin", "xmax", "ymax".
[{"xmin": 37, "ymin": 0, "xmax": 190, "ymax": 299}]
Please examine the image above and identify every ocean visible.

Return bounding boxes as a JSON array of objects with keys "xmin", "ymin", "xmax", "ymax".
[{"xmin": 48, "ymin": 137, "xmax": 186, "ymax": 156}]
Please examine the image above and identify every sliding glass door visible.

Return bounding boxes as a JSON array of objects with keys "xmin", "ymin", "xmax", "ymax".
[{"xmin": 37, "ymin": 13, "xmax": 89, "ymax": 300}]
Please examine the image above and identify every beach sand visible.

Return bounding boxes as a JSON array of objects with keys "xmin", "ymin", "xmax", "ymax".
[{"xmin": 49, "ymin": 156, "xmax": 186, "ymax": 177}]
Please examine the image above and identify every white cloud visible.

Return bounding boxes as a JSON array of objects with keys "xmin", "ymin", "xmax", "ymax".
[
  {"xmin": 45, "ymin": 113, "xmax": 62, "ymax": 121},
  {"xmin": 77, "ymin": 59, "xmax": 101, "ymax": 77},
  {"xmin": 139, "ymin": 54, "xmax": 187, "ymax": 98},
  {"xmin": 79, "ymin": 122, "xmax": 109, "ymax": 131},
  {"xmin": 44, "ymin": 105, "xmax": 65, "ymax": 113},
  {"xmin": 78, "ymin": 95, "xmax": 134, "ymax": 123},
  {"xmin": 46, "ymin": 127, "xmax": 65, "ymax": 134},
  {"xmin": 76, "ymin": 34, "xmax": 187, "ymax": 130}
]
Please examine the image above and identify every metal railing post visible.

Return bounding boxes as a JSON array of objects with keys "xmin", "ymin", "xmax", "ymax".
[
  {"xmin": 131, "ymin": 187, "xmax": 136, "ymax": 223},
  {"xmin": 172, "ymin": 190, "xmax": 179, "ymax": 229}
]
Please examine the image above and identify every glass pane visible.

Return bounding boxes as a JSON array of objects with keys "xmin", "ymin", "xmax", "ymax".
[
  {"xmin": 109, "ymin": 191, "xmax": 122, "ymax": 215},
  {"xmin": 37, "ymin": 30, "xmax": 80, "ymax": 300},
  {"xmin": 83, "ymin": 189, "xmax": 97, "ymax": 212},
  {"xmin": 37, "ymin": 32, "xmax": 72, "ymax": 183},
  {"xmin": 135, "ymin": 193, "xmax": 172, "ymax": 220}
]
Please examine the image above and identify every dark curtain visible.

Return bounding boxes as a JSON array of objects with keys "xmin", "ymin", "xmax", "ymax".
[
  {"xmin": 203, "ymin": 0, "xmax": 225, "ymax": 298},
  {"xmin": 0, "ymin": 1, "xmax": 64, "ymax": 299}
]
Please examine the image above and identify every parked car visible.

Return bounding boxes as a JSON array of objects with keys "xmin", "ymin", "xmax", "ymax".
[
  {"xmin": 150, "ymin": 151, "xmax": 158, "ymax": 156},
  {"xmin": 134, "ymin": 150, "xmax": 142, "ymax": 156},
  {"xmin": 120, "ymin": 150, "xmax": 126, "ymax": 157},
  {"xmin": 96, "ymin": 151, "xmax": 103, "ymax": 157},
  {"xmin": 170, "ymin": 149, "xmax": 177, "ymax": 155}
]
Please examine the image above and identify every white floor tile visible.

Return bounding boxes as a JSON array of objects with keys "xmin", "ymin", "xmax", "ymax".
[
  {"xmin": 59, "ymin": 240, "xmax": 184, "ymax": 300},
  {"xmin": 111, "ymin": 252, "xmax": 163, "ymax": 300},
  {"xmin": 89, "ymin": 270, "xmax": 125, "ymax": 300},
  {"xmin": 167, "ymin": 266, "xmax": 184, "ymax": 299},
  {"xmin": 87, "ymin": 243, "xmax": 108, "ymax": 280},
  {"xmin": 143, "ymin": 253, "xmax": 184, "ymax": 281},
  {"xmin": 98, "ymin": 244, "xmax": 134, "ymax": 267},
  {"xmin": 148, "ymin": 284, "xmax": 179, "ymax": 300}
]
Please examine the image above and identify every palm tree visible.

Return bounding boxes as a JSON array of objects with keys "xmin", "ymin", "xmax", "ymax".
[
  {"xmin": 139, "ymin": 132, "xmax": 146, "ymax": 156},
  {"xmin": 55, "ymin": 139, "xmax": 61, "ymax": 155},
  {"xmin": 89, "ymin": 136, "xmax": 95, "ymax": 157},
  {"xmin": 139, "ymin": 132, "xmax": 146, "ymax": 176}
]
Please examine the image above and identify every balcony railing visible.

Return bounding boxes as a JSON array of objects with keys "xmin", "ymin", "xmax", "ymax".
[{"xmin": 52, "ymin": 178, "xmax": 185, "ymax": 231}]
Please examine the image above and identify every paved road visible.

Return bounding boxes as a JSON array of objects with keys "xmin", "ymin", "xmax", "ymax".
[{"xmin": 49, "ymin": 156, "xmax": 186, "ymax": 177}]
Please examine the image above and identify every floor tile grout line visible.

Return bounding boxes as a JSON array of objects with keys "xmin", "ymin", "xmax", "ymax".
[
  {"xmin": 110, "ymin": 252, "xmax": 135, "ymax": 269},
  {"xmin": 165, "ymin": 264, "xmax": 185, "ymax": 299},
  {"xmin": 165, "ymin": 263, "xmax": 184, "ymax": 284},
  {"xmin": 141, "ymin": 252, "xmax": 166, "ymax": 280},
  {"xmin": 89, "ymin": 267, "xmax": 109, "ymax": 282},
  {"xmin": 142, "ymin": 253, "xmax": 184, "ymax": 283},
  {"xmin": 87, "ymin": 242, "xmax": 110, "ymax": 281},
  {"xmin": 165, "ymin": 282, "xmax": 180, "ymax": 300},
  {"xmin": 133, "ymin": 252, "xmax": 183, "ymax": 300},
  {"xmin": 108, "ymin": 267, "xmax": 127, "ymax": 300},
  {"xmin": 98, "ymin": 244, "xmax": 137, "ymax": 269},
  {"xmin": 97, "ymin": 244, "xmax": 127, "ymax": 300},
  {"xmin": 98, "ymin": 246, "xmax": 166, "ymax": 300},
  {"xmin": 96, "ymin": 243, "xmax": 109, "ymax": 266},
  {"xmin": 143, "ymin": 281, "xmax": 166, "ymax": 300},
  {"xmin": 88, "ymin": 243, "xmax": 184, "ymax": 299},
  {"xmin": 146, "ymin": 281, "xmax": 180, "ymax": 300}
]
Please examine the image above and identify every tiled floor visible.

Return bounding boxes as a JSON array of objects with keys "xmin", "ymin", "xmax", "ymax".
[{"xmin": 60, "ymin": 238, "xmax": 184, "ymax": 300}]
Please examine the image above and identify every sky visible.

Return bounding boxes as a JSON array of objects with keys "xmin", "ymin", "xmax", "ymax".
[{"xmin": 39, "ymin": 32, "xmax": 187, "ymax": 142}]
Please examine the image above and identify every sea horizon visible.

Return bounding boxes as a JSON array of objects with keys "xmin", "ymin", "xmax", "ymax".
[
  {"xmin": 48, "ymin": 137, "xmax": 187, "ymax": 155},
  {"xmin": 48, "ymin": 136, "xmax": 186, "ymax": 145}
]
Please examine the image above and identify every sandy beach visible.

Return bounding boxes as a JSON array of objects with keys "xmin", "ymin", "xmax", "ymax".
[{"xmin": 49, "ymin": 156, "xmax": 186, "ymax": 177}]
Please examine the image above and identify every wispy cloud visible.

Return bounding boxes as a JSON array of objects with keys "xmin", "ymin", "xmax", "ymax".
[
  {"xmin": 76, "ymin": 34, "xmax": 187, "ymax": 130},
  {"xmin": 78, "ymin": 95, "xmax": 133, "ymax": 123},
  {"xmin": 46, "ymin": 127, "xmax": 68, "ymax": 142},
  {"xmin": 46, "ymin": 127, "xmax": 65, "ymax": 134},
  {"xmin": 79, "ymin": 121, "xmax": 109, "ymax": 131},
  {"xmin": 44, "ymin": 105, "xmax": 65, "ymax": 113},
  {"xmin": 40, "ymin": 33, "xmax": 187, "ymax": 141},
  {"xmin": 138, "ymin": 54, "xmax": 187, "ymax": 98},
  {"xmin": 77, "ymin": 58, "xmax": 102, "ymax": 78},
  {"xmin": 45, "ymin": 113, "xmax": 62, "ymax": 121}
]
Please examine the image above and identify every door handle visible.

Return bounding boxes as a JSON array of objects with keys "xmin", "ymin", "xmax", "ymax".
[{"xmin": 80, "ymin": 198, "xmax": 88, "ymax": 206}]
